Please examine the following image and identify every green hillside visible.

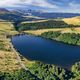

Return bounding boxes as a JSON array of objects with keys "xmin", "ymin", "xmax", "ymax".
[
  {"xmin": 0, "ymin": 17, "xmax": 80, "ymax": 79},
  {"xmin": 16, "ymin": 19, "xmax": 69, "ymax": 31}
]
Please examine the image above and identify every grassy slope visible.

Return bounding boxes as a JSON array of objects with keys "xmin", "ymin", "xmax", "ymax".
[
  {"xmin": 24, "ymin": 27, "xmax": 80, "ymax": 35},
  {"xmin": 63, "ymin": 16, "xmax": 80, "ymax": 25},
  {"xmin": 21, "ymin": 19, "xmax": 50, "ymax": 24},
  {"xmin": 23, "ymin": 17, "xmax": 80, "ymax": 35},
  {"xmin": 0, "ymin": 21, "xmax": 32, "ymax": 72},
  {"xmin": 0, "ymin": 21, "xmax": 18, "ymax": 35}
]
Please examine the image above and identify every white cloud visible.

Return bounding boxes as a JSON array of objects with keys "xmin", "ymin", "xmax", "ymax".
[
  {"xmin": 0, "ymin": 0, "xmax": 80, "ymax": 13},
  {"xmin": 29, "ymin": 0, "xmax": 57, "ymax": 8},
  {"xmin": 52, "ymin": 2, "xmax": 80, "ymax": 13},
  {"xmin": 0, "ymin": 0, "xmax": 20, "ymax": 7},
  {"xmin": 68, "ymin": 2, "xmax": 80, "ymax": 13},
  {"xmin": 0, "ymin": 0, "xmax": 58, "ymax": 9}
]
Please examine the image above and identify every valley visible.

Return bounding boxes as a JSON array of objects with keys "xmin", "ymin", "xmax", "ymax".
[{"xmin": 0, "ymin": 8, "xmax": 80, "ymax": 80}]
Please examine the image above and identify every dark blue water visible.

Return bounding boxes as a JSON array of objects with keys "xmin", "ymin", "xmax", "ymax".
[{"xmin": 12, "ymin": 34, "xmax": 80, "ymax": 68}]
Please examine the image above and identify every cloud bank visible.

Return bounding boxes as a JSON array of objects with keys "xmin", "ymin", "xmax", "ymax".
[
  {"xmin": 0, "ymin": 0, "xmax": 57, "ymax": 8},
  {"xmin": 0, "ymin": 0, "xmax": 80, "ymax": 13}
]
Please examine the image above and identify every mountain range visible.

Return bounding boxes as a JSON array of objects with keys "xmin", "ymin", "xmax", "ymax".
[{"xmin": 0, "ymin": 8, "xmax": 80, "ymax": 22}]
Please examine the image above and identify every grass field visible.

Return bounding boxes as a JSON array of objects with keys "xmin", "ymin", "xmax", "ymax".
[
  {"xmin": 24, "ymin": 27, "xmax": 80, "ymax": 35},
  {"xmin": 0, "ymin": 21, "xmax": 18, "ymax": 35},
  {"xmin": 63, "ymin": 17, "xmax": 80, "ymax": 25},
  {"xmin": 21, "ymin": 19, "xmax": 50, "ymax": 24},
  {"xmin": 0, "ymin": 21, "xmax": 33, "ymax": 72}
]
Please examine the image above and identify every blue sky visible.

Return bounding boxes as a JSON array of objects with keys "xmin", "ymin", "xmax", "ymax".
[{"xmin": 0, "ymin": 0, "xmax": 80, "ymax": 13}]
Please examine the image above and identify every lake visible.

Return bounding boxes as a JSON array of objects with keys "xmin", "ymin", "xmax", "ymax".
[{"xmin": 12, "ymin": 34, "xmax": 80, "ymax": 68}]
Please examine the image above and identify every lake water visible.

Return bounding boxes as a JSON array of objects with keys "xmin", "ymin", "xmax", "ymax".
[{"xmin": 12, "ymin": 34, "xmax": 80, "ymax": 68}]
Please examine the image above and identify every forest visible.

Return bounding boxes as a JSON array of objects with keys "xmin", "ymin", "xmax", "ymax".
[
  {"xmin": 16, "ymin": 19, "xmax": 80, "ymax": 32},
  {"xmin": 0, "ymin": 62, "xmax": 80, "ymax": 80},
  {"xmin": 41, "ymin": 31, "xmax": 80, "ymax": 45},
  {"xmin": 15, "ymin": 20, "xmax": 73, "ymax": 31}
]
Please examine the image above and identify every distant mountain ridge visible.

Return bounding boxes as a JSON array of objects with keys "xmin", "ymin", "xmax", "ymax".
[
  {"xmin": 0, "ymin": 8, "xmax": 9, "ymax": 13},
  {"xmin": 12, "ymin": 9, "xmax": 80, "ymax": 19},
  {"xmin": 0, "ymin": 8, "xmax": 80, "ymax": 22},
  {"xmin": 0, "ymin": 8, "xmax": 24, "ymax": 22}
]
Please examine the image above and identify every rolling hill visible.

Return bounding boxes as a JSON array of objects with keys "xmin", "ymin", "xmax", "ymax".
[
  {"xmin": 63, "ymin": 16, "xmax": 80, "ymax": 26},
  {"xmin": 17, "ymin": 19, "xmax": 69, "ymax": 31}
]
